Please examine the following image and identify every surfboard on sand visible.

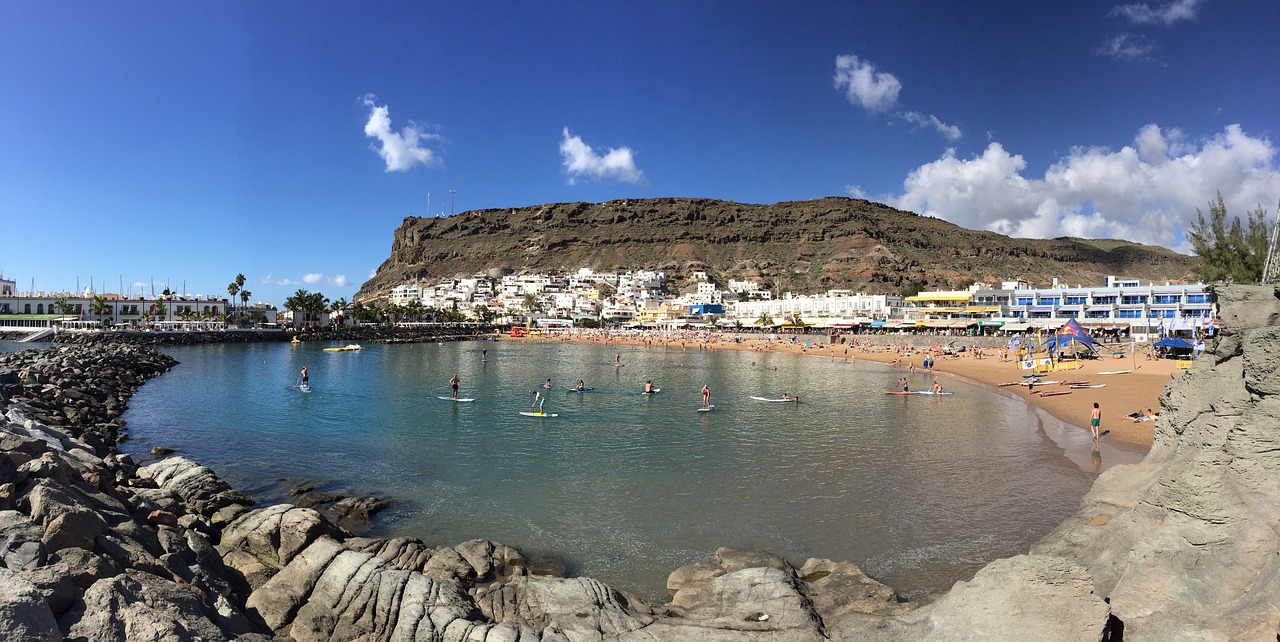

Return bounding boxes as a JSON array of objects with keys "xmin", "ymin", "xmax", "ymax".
[
  {"xmin": 438, "ymin": 396, "xmax": 477, "ymax": 402},
  {"xmin": 998, "ymin": 381, "xmax": 1021, "ymax": 387},
  {"xmin": 1098, "ymin": 370, "xmax": 1132, "ymax": 375},
  {"xmin": 519, "ymin": 411, "xmax": 558, "ymax": 417},
  {"xmin": 1022, "ymin": 373, "xmax": 1047, "ymax": 378},
  {"xmin": 696, "ymin": 405, "xmax": 716, "ymax": 412},
  {"xmin": 1070, "ymin": 384, "xmax": 1107, "ymax": 389},
  {"xmin": 750, "ymin": 396, "xmax": 797, "ymax": 402},
  {"xmin": 1037, "ymin": 390, "xmax": 1071, "ymax": 397}
]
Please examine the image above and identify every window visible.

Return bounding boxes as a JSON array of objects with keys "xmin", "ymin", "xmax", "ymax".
[
  {"xmin": 1092, "ymin": 296, "xmax": 1117, "ymax": 305},
  {"xmin": 1039, "ymin": 297, "xmax": 1061, "ymax": 305},
  {"xmin": 1186, "ymin": 294, "xmax": 1210, "ymax": 304},
  {"xmin": 24, "ymin": 304, "xmax": 31, "ymax": 314},
  {"xmin": 37, "ymin": 304, "xmax": 44, "ymax": 314},
  {"xmin": 1152, "ymin": 295, "xmax": 1181, "ymax": 304},
  {"xmin": 1064, "ymin": 296, "xmax": 1087, "ymax": 305},
  {"xmin": 1121, "ymin": 295, "xmax": 1149, "ymax": 305},
  {"xmin": 1015, "ymin": 297, "xmax": 1033, "ymax": 306},
  {"xmin": 1116, "ymin": 309, "xmax": 1142, "ymax": 319}
]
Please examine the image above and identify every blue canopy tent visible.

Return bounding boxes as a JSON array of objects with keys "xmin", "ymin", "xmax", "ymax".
[{"xmin": 1153, "ymin": 336, "xmax": 1195, "ymax": 350}]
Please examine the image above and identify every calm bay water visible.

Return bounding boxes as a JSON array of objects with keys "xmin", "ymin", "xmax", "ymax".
[{"xmin": 6, "ymin": 339, "xmax": 1143, "ymax": 600}]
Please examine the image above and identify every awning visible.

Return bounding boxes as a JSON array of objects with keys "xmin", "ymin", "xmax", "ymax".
[
  {"xmin": 1086, "ymin": 306, "xmax": 1111, "ymax": 312},
  {"xmin": 922, "ymin": 319, "xmax": 951, "ymax": 328},
  {"xmin": 1030, "ymin": 306, "xmax": 1054, "ymax": 313},
  {"xmin": 948, "ymin": 319, "xmax": 977, "ymax": 327},
  {"xmin": 1002, "ymin": 322, "xmax": 1031, "ymax": 331},
  {"xmin": 964, "ymin": 306, "xmax": 1003, "ymax": 313},
  {"xmin": 869, "ymin": 320, "xmax": 887, "ymax": 327}
]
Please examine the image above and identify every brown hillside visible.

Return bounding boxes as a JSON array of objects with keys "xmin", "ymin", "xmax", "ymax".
[{"xmin": 355, "ymin": 197, "xmax": 1195, "ymax": 300}]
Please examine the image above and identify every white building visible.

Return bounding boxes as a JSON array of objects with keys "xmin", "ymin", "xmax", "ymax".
[{"xmin": 731, "ymin": 291, "xmax": 904, "ymax": 323}]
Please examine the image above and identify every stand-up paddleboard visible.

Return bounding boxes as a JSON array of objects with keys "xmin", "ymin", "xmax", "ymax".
[
  {"xmin": 1020, "ymin": 380, "xmax": 1059, "ymax": 386},
  {"xmin": 519, "ymin": 411, "xmax": 558, "ymax": 418},
  {"xmin": 566, "ymin": 387, "xmax": 594, "ymax": 393},
  {"xmin": 696, "ymin": 405, "xmax": 715, "ymax": 412},
  {"xmin": 642, "ymin": 388, "xmax": 662, "ymax": 395},
  {"xmin": 1071, "ymin": 384, "xmax": 1107, "ymax": 389},
  {"xmin": 1037, "ymin": 390, "xmax": 1071, "ymax": 397},
  {"xmin": 915, "ymin": 391, "xmax": 953, "ymax": 395},
  {"xmin": 998, "ymin": 381, "xmax": 1021, "ymax": 387},
  {"xmin": 750, "ymin": 396, "xmax": 798, "ymax": 402},
  {"xmin": 1098, "ymin": 370, "xmax": 1132, "ymax": 375},
  {"xmin": 1058, "ymin": 380, "xmax": 1090, "ymax": 386},
  {"xmin": 1022, "ymin": 373, "xmax": 1047, "ymax": 378},
  {"xmin": 885, "ymin": 391, "xmax": 913, "ymax": 395},
  {"xmin": 299, "ymin": 383, "xmax": 311, "ymax": 393},
  {"xmin": 438, "ymin": 396, "xmax": 477, "ymax": 402}
]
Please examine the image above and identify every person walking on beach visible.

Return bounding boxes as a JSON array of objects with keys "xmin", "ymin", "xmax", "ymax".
[
  {"xmin": 449, "ymin": 374, "xmax": 460, "ymax": 400},
  {"xmin": 1090, "ymin": 402, "xmax": 1102, "ymax": 440},
  {"xmin": 701, "ymin": 384, "xmax": 711, "ymax": 408}
]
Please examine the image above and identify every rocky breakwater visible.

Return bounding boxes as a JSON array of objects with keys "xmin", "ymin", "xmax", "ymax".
[{"xmin": 48, "ymin": 329, "xmax": 290, "ymax": 347}]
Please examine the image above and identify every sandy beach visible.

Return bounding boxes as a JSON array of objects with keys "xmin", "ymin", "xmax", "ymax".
[{"xmin": 522, "ymin": 330, "xmax": 1177, "ymax": 448}]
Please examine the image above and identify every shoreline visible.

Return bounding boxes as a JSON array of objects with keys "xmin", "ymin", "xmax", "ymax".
[
  {"xmin": 518, "ymin": 329, "xmax": 1174, "ymax": 448},
  {"xmin": 3, "ymin": 282, "xmax": 1272, "ymax": 640}
]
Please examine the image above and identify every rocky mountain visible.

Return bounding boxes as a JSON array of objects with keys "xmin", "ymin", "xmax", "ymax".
[{"xmin": 356, "ymin": 197, "xmax": 1196, "ymax": 300}]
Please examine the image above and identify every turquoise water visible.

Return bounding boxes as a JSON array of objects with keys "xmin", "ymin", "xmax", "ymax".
[{"xmin": 20, "ymin": 339, "xmax": 1142, "ymax": 600}]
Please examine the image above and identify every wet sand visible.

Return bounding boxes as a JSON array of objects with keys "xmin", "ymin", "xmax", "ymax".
[{"xmin": 520, "ymin": 331, "xmax": 1176, "ymax": 448}]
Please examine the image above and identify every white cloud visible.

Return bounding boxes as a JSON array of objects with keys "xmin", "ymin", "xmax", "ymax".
[
  {"xmin": 361, "ymin": 94, "xmax": 442, "ymax": 172},
  {"xmin": 559, "ymin": 128, "xmax": 645, "ymax": 185},
  {"xmin": 1110, "ymin": 0, "xmax": 1204, "ymax": 25},
  {"xmin": 833, "ymin": 54, "xmax": 901, "ymax": 113},
  {"xmin": 328, "ymin": 274, "xmax": 350, "ymax": 287},
  {"xmin": 883, "ymin": 124, "xmax": 1280, "ymax": 252},
  {"xmin": 899, "ymin": 111, "xmax": 962, "ymax": 140},
  {"xmin": 302, "ymin": 273, "xmax": 323, "ymax": 285},
  {"xmin": 1095, "ymin": 33, "xmax": 1158, "ymax": 61},
  {"xmin": 275, "ymin": 278, "xmax": 300, "ymax": 286}
]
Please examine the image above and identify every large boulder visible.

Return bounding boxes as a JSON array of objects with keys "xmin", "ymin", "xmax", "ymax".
[
  {"xmin": 0, "ymin": 567, "xmax": 60, "ymax": 641},
  {"xmin": 0, "ymin": 509, "xmax": 47, "ymax": 571},
  {"xmin": 59, "ymin": 570, "xmax": 245, "ymax": 642},
  {"xmin": 221, "ymin": 504, "xmax": 348, "ymax": 570},
  {"xmin": 138, "ymin": 456, "xmax": 251, "ymax": 520},
  {"xmin": 478, "ymin": 575, "xmax": 655, "ymax": 638}
]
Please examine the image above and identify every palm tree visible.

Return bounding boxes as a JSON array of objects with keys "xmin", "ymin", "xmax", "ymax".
[
  {"xmin": 91, "ymin": 295, "xmax": 112, "ymax": 328},
  {"xmin": 330, "ymin": 297, "xmax": 349, "ymax": 326},
  {"xmin": 51, "ymin": 295, "xmax": 71, "ymax": 316},
  {"xmin": 473, "ymin": 304, "xmax": 497, "ymax": 325},
  {"xmin": 240, "ymin": 289, "xmax": 251, "ymax": 323},
  {"xmin": 756, "ymin": 312, "xmax": 774, "ymax": 328},
  {"xmin": 227, "ymin": 281, "xmax": 240, "ymax": 321},
  {"xmin": 285, "ymin": 289, "xmax": 310, "ymax": 328},
  {"xmin": 404, "ymin": 300, "xmax": 424, "ymax": 323}
]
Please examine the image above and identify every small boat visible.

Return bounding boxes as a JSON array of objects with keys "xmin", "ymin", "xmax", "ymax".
[
  {"xmin": 323, "ymin": 344, "xmax": 364, "ymax": 352},
  {"xmin": 290, "ymin": 336, "xmax": 301, "ymax": 345}
]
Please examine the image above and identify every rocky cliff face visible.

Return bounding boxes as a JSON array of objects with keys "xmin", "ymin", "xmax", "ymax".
[{"xmin": 356, "ymin": 197, "xmax": 1196, "ymax": 300}]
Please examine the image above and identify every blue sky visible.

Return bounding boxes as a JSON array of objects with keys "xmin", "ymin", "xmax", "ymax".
[{"xmin": 2, "ymin": 1, "xmax": 1277, "ymax": 306}]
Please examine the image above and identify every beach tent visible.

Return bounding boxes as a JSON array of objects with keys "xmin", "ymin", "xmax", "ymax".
[
  {"xmin": 1041, "ymin": 318, "xmax": 1098, "ymax": 354},
  {"xmin": 1153, "ymin": 336, "xmax": 1194, "ymax": 349}
]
